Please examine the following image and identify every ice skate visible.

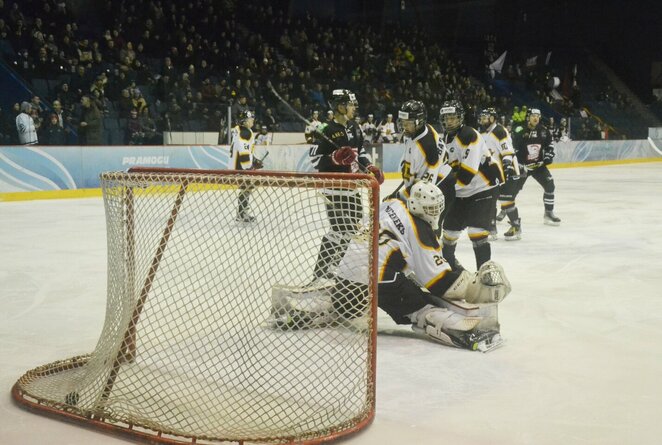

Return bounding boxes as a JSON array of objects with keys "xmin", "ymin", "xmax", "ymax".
[
  {"xmin": 235, "ymin": 213, "xmax": 256, "ymax": 223},
  {"xmin": 489, "ymin": 229, "xmax": 498, "ymax": 241},
  {"xmin": 447, "ymin": 329, "xmax": 503, "ymax": 352},
  {"xmin": 503, "ymin": 224, "xmax": 521, "ymax": 241},
  {"xmin": 544, "ymin": 210, "xmax": 561, "ymax": 226},
  {"xmin": 270, "ymin": 308, "xmax": 336, "ymax": 330}
]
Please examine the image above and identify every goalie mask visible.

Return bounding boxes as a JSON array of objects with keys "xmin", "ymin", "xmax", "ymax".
[
  {"xmin": 329, "ymin": 89, "xmax": 358, "ymax": 117},
  {"xmin": 439, "ymin": 100, "xmax": 464, "ymax": 134},
  {"xmin": 478, "ymin": 107, "xmax": 497, "ymax": 132},
  {"xmin": 397, "ymin": 100, "xmax": 427, "ymax": 137},
  {"xmin": 407, "ymin": 181, "xmax": 445, "ymax": 230}
]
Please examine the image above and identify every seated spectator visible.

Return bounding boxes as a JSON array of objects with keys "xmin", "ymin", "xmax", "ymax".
[
  {"xmin": 139, "ymin": 108, "xmax": 159, "ymax": 144},
  {"xmin": 231, "ymin": 95, "xmax": 249, "ymax": 121},
  {"xmin": 262, "ymin": 108, "xmax": 278, "ymax": 131},
  {"xmin": 118, "ymin": 88, "xmax": 134, "ymax": 117},
  {"xmin": 131, "ymin": 88, "xmax": 148, "ymax": 114},
  {"xmin": 126, "ymin": 108, "xmax": 144, "ymax": 144}
]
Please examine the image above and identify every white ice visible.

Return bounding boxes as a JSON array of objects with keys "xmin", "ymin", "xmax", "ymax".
[{"xmin": 1, "ymin": 163, "xmax": 662, "ymax": 445}]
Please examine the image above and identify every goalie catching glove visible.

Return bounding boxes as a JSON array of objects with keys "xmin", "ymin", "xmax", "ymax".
[
  {"xmin": 251, "ymin": 158, "xmax": 264, "ymax": 170},
  {"xmin": 331, "ymin": 146, "xmax": 357, "ymax": 166},
  {"xmin": 367, "ymin": 165, "xmax": 384, "ymax": 184}
]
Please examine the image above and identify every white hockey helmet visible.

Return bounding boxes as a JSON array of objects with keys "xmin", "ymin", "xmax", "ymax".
[{"xmin": 407, "ymin": 181, "xmax": 445, "ymax": 230}]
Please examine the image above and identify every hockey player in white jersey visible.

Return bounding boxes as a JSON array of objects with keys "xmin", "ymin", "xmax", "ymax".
[
  {"xmin": 392, "ymin": 99, "xmax": 454, "ymax": 233},
  {"xmin": 304, "ymin": 110, "xmax": 325, "ymax": 144},
  {"xmin": 439, "ymin": 100, "xmax": 504, "ymax": 271},
  {"xmin": 395, "ymin": 100, "xmax": 443, "ymax": 196},
  {"xmin": 360, "ymin": 114, "xmax": 378, "ymax": 143},
  {"xmin": 271, "ymin": 182, "xmax": 510, "ymax": 351},
  {"xmin": 478, "ymin": 107, "xmax": 517, "ymax": 239},
  {"xmin": 230, "ymin": 110, "xmax": 263, "ymax": 222},
  {"xmin": 378, "ymin": 113, "xmax": 397, "ymax": 143}
]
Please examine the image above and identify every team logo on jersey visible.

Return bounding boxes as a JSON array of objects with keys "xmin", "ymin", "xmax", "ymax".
[{"xmin": 526, "ymin": 144, "xmax": 541, "ymax": 161}]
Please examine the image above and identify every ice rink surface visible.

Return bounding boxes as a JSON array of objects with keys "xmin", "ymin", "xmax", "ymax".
[{"xmin": 2, "ymin": 162, "xmax": 662, "ymax": 445}]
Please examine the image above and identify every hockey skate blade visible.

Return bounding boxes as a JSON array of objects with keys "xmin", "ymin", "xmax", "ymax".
[
  {"xmin": 475, "ymin": 332, "xmax": 504, "ymax": 353},
  {"xmin": 543, "ymin": 220, "xmax": 561, "ymax": 227}
]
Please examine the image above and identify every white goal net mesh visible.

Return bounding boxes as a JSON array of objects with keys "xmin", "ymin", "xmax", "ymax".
[{"xmin": 13, "ymin": 169, "xmax": 378, "ymax": 444}]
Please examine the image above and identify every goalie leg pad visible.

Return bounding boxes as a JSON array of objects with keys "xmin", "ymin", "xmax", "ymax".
[
  {"xmin": 269, "ymin": 284, "xmax": 336, "ymax": 330},
  {"xmin": 465, "ymin": 261, "xmax": 512, "ymax": 304},
  {"xmin": 409, "ymin": 305, "xmax": 482, "ymax": 346}
]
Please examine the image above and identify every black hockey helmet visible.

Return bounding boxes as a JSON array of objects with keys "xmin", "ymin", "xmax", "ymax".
[
  {"xmin": 238, "ymin": 109, "xmax": 255, "ymax": 124},
  {"xmin": 479, "ymin": 107, "xmax": 497, "ymax": 119},
  {"xmin": 525, "ymin": 107, "xmax": 542, "ymax": 127},
  {"xmin": 329, "ymin": 89, "xmax": 358, "ymax": 111},
  {"xmin": 398, "ymin": 99, "xmax": 427, "ymax": 136},
  {"xmin": 439, "ymin": 100, "xmax": 464, "ymax": 133},
  {"xmin": 478, "ymin": 107, "xmax": 497, "ymax": 132}
]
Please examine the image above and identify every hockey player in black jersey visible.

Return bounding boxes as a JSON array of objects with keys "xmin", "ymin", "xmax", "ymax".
[
  {"xmin": 439, "ymin": 100, "xmax": 503, "ymax": 271},
  {"xmin": 309, "ymin": 89, "xmax": 384, "ymax": 281},
  {"xmin": 499, "ymin": 108, "xmax": 561, "ymax": 240}
]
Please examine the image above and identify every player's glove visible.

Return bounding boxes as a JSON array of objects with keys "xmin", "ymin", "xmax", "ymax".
[
  {"xmin": 331, "ymin": 146, "xmax": 357, "ymax": 166},
  {"xmin": 367, "ymin": 165, "xmax": 385, "ymax": 184},
  {"xmin": 543, "ymin": 152, "xmax": 554, "ymax": 165},
  {"xmin": 503, "ymin": 160, "xmax": 516, "ymax": 179},
  {"xmin": 251, "ymin": 158, "xmax": 264, "ymax": 170}
]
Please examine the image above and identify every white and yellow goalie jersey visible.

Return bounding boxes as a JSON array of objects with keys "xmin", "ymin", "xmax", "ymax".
[
  {"xmin": 377, "ymin": 198, "xmax": 457, "ymax": 296},
  {"xmin": 230, "ymin": 124, "xmax": 256, "ymax": 170}
]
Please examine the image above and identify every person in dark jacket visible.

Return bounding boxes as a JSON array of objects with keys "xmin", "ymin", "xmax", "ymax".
[{"xmin": 78, "ymin": 95, "xmax": 102, "ymax": 145}]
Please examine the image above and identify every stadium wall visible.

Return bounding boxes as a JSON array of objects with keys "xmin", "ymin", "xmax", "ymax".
[{"xmin": 1, "ymin": 140, "xmax": 661, "ymax": 201}]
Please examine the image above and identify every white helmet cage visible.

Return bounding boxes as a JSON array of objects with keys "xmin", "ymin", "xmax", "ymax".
[{"xmin": 407, "ymin": 181, "xmax": 445, "ymax": 230}]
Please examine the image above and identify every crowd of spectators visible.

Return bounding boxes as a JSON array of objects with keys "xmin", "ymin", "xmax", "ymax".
[
  {"xmin": 0, "ymin": 0, "xmax": 639, "ymax": 146},
  {"xmin": 0, "ymin": 0, "xmax": 502, "ymax": 145}
]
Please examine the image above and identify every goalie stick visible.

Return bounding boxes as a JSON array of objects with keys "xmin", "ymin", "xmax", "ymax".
[{"xmin": 267, "ymin": 81, "xmax": 373, "ymax": 175}]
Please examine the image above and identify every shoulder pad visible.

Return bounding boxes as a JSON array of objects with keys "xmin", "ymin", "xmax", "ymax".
[
  {"xmin": 239, "ymin": 126, "xmax": 252, "ymax": 140},
  {"xmin": 411, "ymin": 215, "xmax": 440, "ymax": 249},
  {"xmin": 456, "ymin": 125, "xmax": 478, "ymax": 146},
  {"xmin": 492, "ymin": 125, "xmax": 508, "ymax": 140}
]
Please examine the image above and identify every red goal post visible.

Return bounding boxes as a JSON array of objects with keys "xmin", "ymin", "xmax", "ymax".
[{"xmin": 12, "ymin": 167, "xmax": 380, "ymax": 445}]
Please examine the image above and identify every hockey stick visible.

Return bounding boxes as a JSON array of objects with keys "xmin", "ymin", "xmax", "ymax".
[
  {"xmin": 267, "ymin": 81, "xmax": 373, "ymax": 174},
  {"xmin": 256, "ymin": 150, "xmax": 270, "ymax": 162}
]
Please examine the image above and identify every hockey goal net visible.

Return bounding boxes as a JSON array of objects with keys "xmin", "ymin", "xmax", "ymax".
[{"xmin": 12, "ymin": 168, "xmax": 379, "ymax": 444}]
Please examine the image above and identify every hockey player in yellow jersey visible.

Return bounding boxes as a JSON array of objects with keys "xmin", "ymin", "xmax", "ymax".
[
  {"xmin": 439, "ymin": 100, "xmax": 504, "ymax": 271},
  {"xmin": 231, "ymin": 110, "xmax": 263, "ymax": 222}
]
